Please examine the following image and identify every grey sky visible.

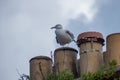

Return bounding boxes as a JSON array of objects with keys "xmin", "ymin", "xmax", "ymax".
[{"xmin": 0, "ymin": 0, "xmax": 120, "ymax": 80}]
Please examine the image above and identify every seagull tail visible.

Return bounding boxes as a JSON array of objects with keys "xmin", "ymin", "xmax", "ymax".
[
  {"xmin": 72, "ymin": 39, "xmax": 79, "ymax": 46},
  {"xmin": 72, "ymin": 39, "xmax": 77, "ymax": 43}
]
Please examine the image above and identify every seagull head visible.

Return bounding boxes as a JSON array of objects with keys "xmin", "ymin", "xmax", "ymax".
[{"xmin": 51, "ymin": 24, "xmax": 63, "ymax": 29}]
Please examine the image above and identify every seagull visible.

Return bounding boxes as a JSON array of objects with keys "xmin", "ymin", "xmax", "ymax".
[{"xmin": 51, "ymin": 24, "xmax": 75, "ymax": 46}]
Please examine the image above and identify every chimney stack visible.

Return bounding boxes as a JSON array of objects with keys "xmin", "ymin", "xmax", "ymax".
[
  {"xmin": 30, "ymin": 56, "xmax": 52, "ymax": 80},
  {"xmin": 77, "ymin": 32, "xmax": 104, "ymax": 75}
]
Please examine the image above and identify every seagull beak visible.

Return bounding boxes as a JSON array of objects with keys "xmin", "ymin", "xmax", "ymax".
[{"xmin": 51, "ymin": 27, "xmax": 55, "ymax": 29}]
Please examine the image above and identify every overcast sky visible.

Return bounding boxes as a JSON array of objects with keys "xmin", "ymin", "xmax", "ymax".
[{"xmin": 0, "ymin": 0, "xmax": 120, "ymax": 80}]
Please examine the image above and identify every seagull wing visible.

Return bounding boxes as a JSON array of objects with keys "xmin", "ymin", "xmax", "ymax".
[
  {"xmin": 56, "ymin": 36, "xmax": 59, "ymax": 43},
  {"xmin": 65, "ymin": 30, "xmax": 74, "ymax": 39}
]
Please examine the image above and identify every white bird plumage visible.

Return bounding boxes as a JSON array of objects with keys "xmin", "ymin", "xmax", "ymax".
[{"xmin": 51, "ymin": 24, "xmax": 75, "ymax": 46}]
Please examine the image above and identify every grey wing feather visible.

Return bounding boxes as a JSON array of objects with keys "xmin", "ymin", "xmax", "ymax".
[
  {"xmin": 65, "ymin": 30, "xmax": 74, "ymax": 39},
  {"xmin": 56, "ymin": 36, "xmax": 59, "ymax": 43}
]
